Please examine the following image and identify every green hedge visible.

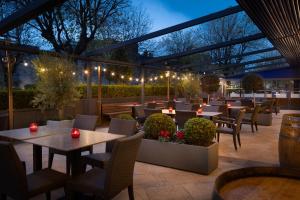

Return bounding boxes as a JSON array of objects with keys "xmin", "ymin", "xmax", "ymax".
[
  {"xmin": 78, "ymin": 84, "xmax": 174, "ymax": 98},
  {"xmin": 0, "ymin": 85, "xmax": 174, "ymax": 110}
]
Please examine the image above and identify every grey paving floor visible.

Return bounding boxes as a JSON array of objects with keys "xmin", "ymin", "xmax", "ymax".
[{"xmin": 13, "ymin": 110, "xmax": 300, "ymax": 200}]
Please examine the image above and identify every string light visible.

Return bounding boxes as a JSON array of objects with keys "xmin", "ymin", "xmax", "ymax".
[
  {"xmin": 72, "ymin": 72, "xmax": 76, "ymax": 76},
  {"xmin": 94, "ymin": 66, "xmax": 98, "ymax": 70},
  {"xmin": 111, "ymin": 72, "xmax": 115, "ymax": 76},
  {"xmin": 165, "ymin": 71, "xmax": 170, "ymax": 77},
  {"xmin": 177, "ymin": 77, "xmax": 180, "ymax": 80},
  {"xmin": 24, "ymin": 61, "xmax": 28, "ymax": 67},
  {"xmin": 154, "ymin": 76, "xmax": 158, "ymax": 80},
  {"xmin": 103, "ymin": 68, "xmax": 107, "ymax": 72},
  {"xmin": 172, "ymin": 75, "xmax": 176, "ymax": 79},
  {"xmin": 129, "ymin": 77, "xmax": 133, "ymax": 81},
  {"xmin": 84, "ymin": 70, "xmax": 89, "ymax": 75},
  {"xmin": 149, "ymin": 78, "xmax": 153, "ymax": 81},
  {"xmin": 141, "ymin": 78, "xmax": 144, "ymax": 83},
  {"xmin": 135, "ymin": 78, "xmax": 139, "ymax": 82},
  {"xmin": 203, "ymin": 72, "xmax": 206, "ymax": 75},
  {"xmin": 121, "ymin": 75, "xmax": 124, "ymax": 79},
  {"xmin": 160, "ymin": 75, "xmax": 163, "ymax": 79},
  {"xmin": 41, "ymin": 68, "xmax": 46, "ymax": 72}
]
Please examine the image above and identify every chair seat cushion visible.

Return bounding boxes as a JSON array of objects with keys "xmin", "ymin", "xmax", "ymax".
[
  {"xmin": 27, "ymin": 169, "xmax": 68, "ymax": 197},
  {"xmin": 217, "ymin": 127, "xmax": 233, "ymax": 134},
  {"xmin": 82, "ymin": 153, "xmax": 112, "ymax": 168},
  {"xmin": 67, "ymin": 168, "xmax": 106, "ymax": 195}
]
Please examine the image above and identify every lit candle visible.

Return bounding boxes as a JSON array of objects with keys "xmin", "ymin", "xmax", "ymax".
[
  {"xmin": 71, "ymin": 128, "xmax": 80, "ymax": 138},
  {"xmin": 197, "ymin": 108, "xmax": 203, "ymax": 114},
  {"xmin": 227, "ymin": 103, "xmax": 231, "ymax": 107},
  {"xmin": 169, "ymin": 107, "xmax": 173, "ymax": 113},
  {"xmin": 29, "ymin": 123, "xmax": 38, "ymax": 132}
]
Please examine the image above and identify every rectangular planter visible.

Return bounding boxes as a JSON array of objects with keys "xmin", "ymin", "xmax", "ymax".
[
  {"xmin": 257, "ymin": 113, "xmax": 272, "ymax": 126},
  {"xmin": 137, "ymin": 139, "xmax": 218, "ymax": 175}
]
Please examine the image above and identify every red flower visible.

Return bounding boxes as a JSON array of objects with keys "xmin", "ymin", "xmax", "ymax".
[
  {"xmin": 160, "ymin": 130, "xmax": 170, "ymax": 138},
  {"xmin": 176, "ymin": 131, "xmax": 185, "ymax": 140}
]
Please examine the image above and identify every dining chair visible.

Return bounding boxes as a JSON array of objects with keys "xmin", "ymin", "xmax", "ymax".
[
  {"xmin": 214, "ymin": 110, "xmax": 245, "ymax": 151},
  {"xmin": 82, "ymin": 118, "xmax": 137, "ymax": 169},
  {"xmin": 175, "ymin": 102, "xmax": 192, "ymax": 111},
  {"xmin": 203, "ymin": 105, "xmax": 220, "ymax": 112},
  {"xmin": 48, "ymin": 114, "xmax": 98, "ymax": 175},
  {"xmin": 144, "ymin": 108, "xmax": 161, "ymax": 118},
  {"xmin": 241, "ymin": 105, "xmax": 260, "ymax": 133},
  {"xmin": 175, "ymin": 110, "xmax": 196, "ymax": 130},
  {"xmin": 133, "ymin": 106, "xmax": 146, "ymax": 125},
  {"xmin": 0, "ymin": 141, "xmax": 68, "ymax": 200},
  {"xmin": 146, "ymin": 102, "xmax": 157, "ymax": 109},
  {"xmin": 66, "ymin": 132, "xmax": 144, "ymax": 200}
]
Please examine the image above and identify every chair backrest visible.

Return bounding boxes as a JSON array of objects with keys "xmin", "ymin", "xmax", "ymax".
[
  {"xmin": 191, "ymin": 104, "xmax": 200, "ymax": 111},
  {"xmin": 177, "ymin": 98, "xmax": 186, "ymax": 103},
  {"xmin": 104, "ymin": 132, "xmax": 144, "ymax": 199},
  {"xmin": 210, "ymin": 100, "xmax": 225, "ymax": 106},
  {"xmin": 175, "ymin": 102, "xmax": 192, "ymax": 111},
  {"xmin": 251, "ymin": 105, "xmax": 260, "ymax": 122},
  {"xmin": 218, "ymin": 104, "xmax": 229, "ymax": 117},
  {"xmin": 133, "ymin": 106, "xmax": 145, "ymax": 118},
  {"xmin": 235, "ymin": 110, "xmax": 245, "ymax": 133},
  {"xmin": 106, "ymin": 118, "xmax": 137, "ymax": 152},
  {"xmin": 0, "ymin": 142, "xmax": 28, "ymax": 199},
  {"xmin": 147, "ymin": 102, "xmax": 157, "ymax": 109},
  {"xmin": 175, "ymin": 110, "xmax": 196, "ymax": 129},
  {"xmin": 144, "ymin": 108, "xmax": 161, "ymax": 118},
  {"xmin": 241, "ymin": 99, "xmax": 254, "ymax": 107},
  {"xmin": 73, "ymin": 114, "xmax": 98, "ymax": 131},
  {"xmin": 166, "ymin": 101, "xmax": 175, "ymax": 109},
  {"xmin": 203, "ymin": 105, "xmax": 220, "ymax": 112}
]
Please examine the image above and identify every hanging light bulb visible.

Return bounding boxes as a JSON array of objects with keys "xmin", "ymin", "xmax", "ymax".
[
  {"xmin": 41, "ymin": 68, "xmax": 46, "ymax": 72},
  {"xmin": 141, "ymin": 78, "xmax": 144, "ymax": 83},
  {"xmin": 84, "ymin": 69, "xmax": 89, "ymax": 75},
  {"xmin": 72, "ymin": 72, "xmax": 76, "ymax": 76},
  {"xmin": 135, "ymin": 78, "xmax": 139, "ymax": 82},
  {"xmin": 103, "ymin": 68, "xmax": 107, "ymax": 72},
  {"xmin": 149, "ymin": 78, "xmax": 153, "ymax": 81},
  {"xmin": 23, "ymin": 61, "xmax": 29, "ymax": 67},
  {"xmin": 121, "ymin": 75, "xmax": 124, "ymax": 79},
  {"xmin": 160, "ymin": 75, "xmax": 163, "ymax": 79},
  {"xmin": 154, "ymin": 76, "xmax": 158, "ymax": 80},
  {"xmin": 172, "ymin": 75, "xmax": 176, "ymax": 79},
  {"xmin": 94, "ymin": 66, "xmax": 98, "ymax": 70},
  {"xmin": 129, "ymin": 77, "xmax": 133, "ymax": 81},
  {"xmin": 111, "ymin": 72, "xmax": 115, "ymax": 76},
  {"xmin": 165, "ymin": 71, "xmax": 170, "ymax": 77}
]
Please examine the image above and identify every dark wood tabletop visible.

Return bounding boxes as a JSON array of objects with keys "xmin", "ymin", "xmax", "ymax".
[
  {"xmin": 24, "ymin": 130, "xmax": 125, "ymax": 152},
  {"xmin": 0, "ymin": 126, "xmax": 70, "ymax": 141},
  {"xmin": 196, "ymin": 112, "xmax": 222, "ymax": 117}
]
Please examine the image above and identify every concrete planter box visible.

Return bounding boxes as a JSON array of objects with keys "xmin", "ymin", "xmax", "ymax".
[
  {"xmin": 137, "ymin": 139, "xmax": 218, "ymax": 175},
  {"xmin": 257, "ymin": 113, "xmax": 272, "ymax": 126}
]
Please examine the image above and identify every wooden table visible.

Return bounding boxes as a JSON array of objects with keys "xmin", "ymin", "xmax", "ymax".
[
  {"xmin": 197, "ymin": 112, "xmax": 222, "ymax": 120},
  {"xmin": 0, "ymin": 127, "xmax": 125, "ymax": 176},
  {"xmin": 27, "ymin": 130, "xmax": 124, "ymax": 176},
  {"xmin": 228, "ymin": 106, "xmax": 246, "ymax": 110}
]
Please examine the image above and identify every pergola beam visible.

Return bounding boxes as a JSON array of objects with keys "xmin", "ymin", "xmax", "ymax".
[
  {"xmin": 85, "ymin": 6, "xmax": 243, "ymax": 56},
  {"xmin": 0, "ymin": 0, "xmax": 67, "ymax": 35},
  {"xmin": 143, "ymin": 33, "xmax": 265, "ymax": 65}
]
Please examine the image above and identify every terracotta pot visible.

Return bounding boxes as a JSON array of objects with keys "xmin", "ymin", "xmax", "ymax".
[{"xmin": 279, "ymin": 114, "xmax": 300, "ymax": 169}]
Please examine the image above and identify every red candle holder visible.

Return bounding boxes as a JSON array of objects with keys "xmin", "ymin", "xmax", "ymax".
[
  {"xmin": 71, "ymin": 128, "xmax": 80, "ymax": 138},
  {"xmin": 29, "ymin": 123, "xmax": 38, "ymax": 132},
  {"xmin": 197, "ymin": 108, "xmax": 203, "ymax": 114},
  {"xmin": 169, "ymin": 107, "xmax": 173, "ymax": 113}
]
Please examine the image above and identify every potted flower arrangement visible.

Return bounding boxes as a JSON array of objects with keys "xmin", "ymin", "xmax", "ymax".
[{"xmin": 137, "ymin": 113, "xmax": 218, "ymax": 175}]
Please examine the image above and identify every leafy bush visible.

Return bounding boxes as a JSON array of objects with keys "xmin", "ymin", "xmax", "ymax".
[
  {"xmin": 144, "ymin": 113, "xmax": 176, "ymax": 139},
  {"xmin": 201, "ymin": 74, "xmax": 220, "ymax": 95},
  {"xmin": 184, "ymin": 118, "xmax": 216, "ymax": 146},
  {"xmin": 242, "ymin": 73, "xmax": 264, "ymax": 93},
  {"xmin": 0, "ymin": 89, "xmax": 36, "ymax": 110},
  {"xmin": 115, "ymin": 114, "xmax": 135, "ymax": 120}
]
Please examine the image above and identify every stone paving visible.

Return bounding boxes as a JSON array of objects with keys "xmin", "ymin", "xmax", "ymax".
[{"xmin": 12, "ymin": 110, "xmax": 300, "ymax": 200}]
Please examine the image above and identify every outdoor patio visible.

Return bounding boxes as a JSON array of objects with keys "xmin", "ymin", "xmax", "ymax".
[{"xmin": 10, "ymin": 110, "xmax": 295, "ymax": 200}]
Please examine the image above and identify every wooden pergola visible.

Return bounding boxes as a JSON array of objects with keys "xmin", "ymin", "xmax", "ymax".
[{"xmin": 1, "ymin": 0, "xmax": 299, "ymax": 129}]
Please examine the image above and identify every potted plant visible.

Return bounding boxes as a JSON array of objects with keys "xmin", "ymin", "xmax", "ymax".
[
  {"xmin": 241, "ymin": 73, "xmax": 264, "ymax": 104},
  {"xmin": 137, "ymin": 114, "xmax": 218, "ymax": 175},
  {"xmin": 200, "ymin": 74, "xmax": 220, "ymax": 103},
  {"xmin": 31, "ymin": 55, "xmax": 81, "ymax": 125}
]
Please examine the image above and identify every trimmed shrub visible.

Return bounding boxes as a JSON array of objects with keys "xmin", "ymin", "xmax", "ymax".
[
  {"xmin": 144, "ymin": 113, "xmax": 176, "ymax": 139},
  {"xmin": 184, "ymin": 118, "xmax": 216, "ymax": 146},
  {"xmin": 115, "ymin": 114, "xmax": 135, "ymax": 120}
]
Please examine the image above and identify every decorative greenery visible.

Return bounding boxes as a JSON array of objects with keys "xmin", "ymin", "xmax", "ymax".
[
  {"xmin": 184, "ymin": 118, "xmax": 216, "ymax": 146},
  {"xmin": 241, "ymin": 73, "xmax": 264, "ymax": 93},
  {"xmin": 115, "ymin": 114, "xmax": 135, "ymax": 120},
  {"xmin": 144, "ymin": 113, "xmax": 176, "ymax": 139},
  {"xmin": 31, "ymin": 55, "xmax": 81, "ymax": 119},
  {"xmin": 200, "ymin": 74, "xmax": 220, "ymax": 95}
]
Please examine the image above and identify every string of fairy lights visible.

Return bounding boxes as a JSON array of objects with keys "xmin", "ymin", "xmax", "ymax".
[{"xmin": 75, "ymin": 66, "xmax": 199, "ymax": 84}]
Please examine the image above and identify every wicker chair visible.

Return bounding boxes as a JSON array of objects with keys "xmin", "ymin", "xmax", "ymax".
[
  {"xmin": 82, "ymin": 118, "xmax": 137, "ymax": 169},
  {"xmin": 66, "ymin": 132, "xmax": 144, "ymax": 200},
  {"xmin": 144, "ymin": 108, "xmax": 161, "ymax": 118},
  {"xmin": 214, "ymin": 110, "xmax": 245, "ymax": 151},
  {"xmin": 0, "ymin": 142, "xmax": 68, "ymax": 200},
  {"xmin": 48, "ymin": 114, "xmax": 98, "ymax": 175},
  {"xmin": 241, "ymin": 105, "xmax": 260, "ymax": 133},
  {"xmin": 175, "ymin": 110, "xmax": 196, "ymax": 129}
]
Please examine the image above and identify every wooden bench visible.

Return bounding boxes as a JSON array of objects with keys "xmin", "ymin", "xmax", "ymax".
[{"xmin": 101, "ymin": 104, "xmax": 132, "ymax": 119}]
